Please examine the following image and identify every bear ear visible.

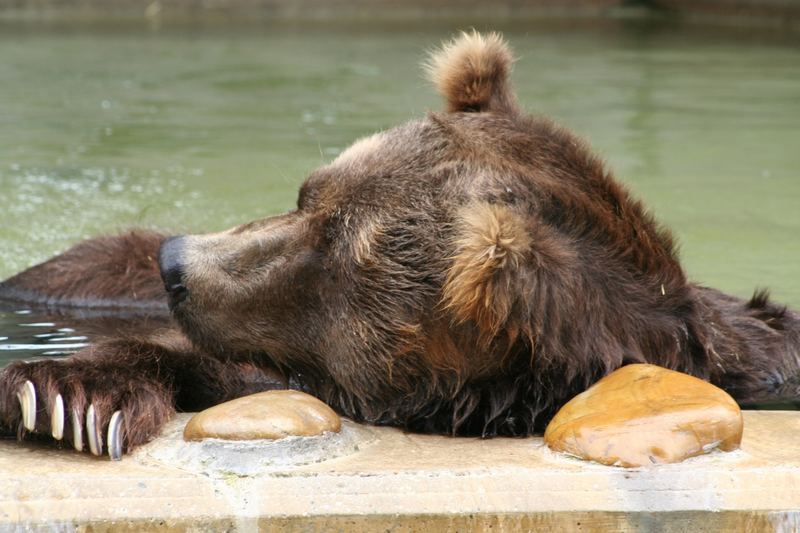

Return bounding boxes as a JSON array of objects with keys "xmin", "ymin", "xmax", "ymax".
[
  {"xmin": 442, "ymin": 202, "xmax": 531, "ymax": 342},
  {"xmin": 425, "ymin": 30, "xmax": 517, "ymax": 114}
]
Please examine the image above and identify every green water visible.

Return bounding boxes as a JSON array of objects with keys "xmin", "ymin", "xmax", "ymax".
[{"xmin": 0, "ymin": 19, "xmax": 799, "ymax": 358}]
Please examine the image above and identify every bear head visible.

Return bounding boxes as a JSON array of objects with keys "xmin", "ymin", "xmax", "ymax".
[{"xmin": 158, "ymin": 31, "xmax": 687, "ymax": 434}]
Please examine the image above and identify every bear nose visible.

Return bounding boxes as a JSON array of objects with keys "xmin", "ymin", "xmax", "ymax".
[{"xmin": 158, "ymin": 235, "xmax": 188, "ymax": 306}]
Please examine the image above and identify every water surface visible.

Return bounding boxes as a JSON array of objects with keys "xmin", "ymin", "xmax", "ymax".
[{"xmin": 1, "ymin": 19, "xmax": 798, "ymax": 366}]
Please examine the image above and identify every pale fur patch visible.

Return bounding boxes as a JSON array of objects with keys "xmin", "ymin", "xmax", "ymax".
[
  {"xmin": 425, "ymin": 30, "xmax": 515, "ymax": 113},
  {"xmin": 181, "ymin": 231, "xmax": 239, "ymax": 296},
  {"xmin": 352, "ymin": 219, "xmax": 385, "ymax": 265},
  {"xmin": 442, "ymin": 202, "xmax": 531, "ymax": 337},
  {"xmin": 333, "ymin": 132, "xmax": 385, "ymax": 167}
]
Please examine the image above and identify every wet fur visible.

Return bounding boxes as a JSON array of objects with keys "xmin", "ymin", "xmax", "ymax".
[{"xmin": 1, "ymin": 31, "xmax": 799, "ymax": 451}]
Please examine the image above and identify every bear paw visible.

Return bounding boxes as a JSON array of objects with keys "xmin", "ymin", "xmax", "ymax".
[{"xmin": 1, "ymin": 359, "xmax": 174, "ymax": 460}]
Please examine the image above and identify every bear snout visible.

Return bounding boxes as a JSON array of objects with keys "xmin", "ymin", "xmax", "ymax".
[{"xmin": 158, "ymin": 235, "xmax": 188, "ymax": 307}]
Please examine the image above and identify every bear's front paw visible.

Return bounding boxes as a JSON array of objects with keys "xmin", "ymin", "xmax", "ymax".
[{"xmin": 0, "ymin": 359, "xmax": 174, "ymax": 460}]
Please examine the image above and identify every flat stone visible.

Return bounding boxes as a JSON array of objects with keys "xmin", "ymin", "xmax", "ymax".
[
  {"xmin": 544, "ymin": 363, "xmax": 743, "ymax": 467},
  {"xmin": 183, "ymin": 389, "xmax": 341, "ymax": 441},
  {"xmin": 150, "ymin": 417, "xmax": 375, "ymax": 476}
]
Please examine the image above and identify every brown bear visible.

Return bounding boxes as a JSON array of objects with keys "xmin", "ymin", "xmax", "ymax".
[{"xmin": 1, "ymin": 32, "xmax": 798, "ymax": 460}]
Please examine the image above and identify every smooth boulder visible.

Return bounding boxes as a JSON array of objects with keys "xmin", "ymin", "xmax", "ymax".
[
  {"xmin": 544, "ymin": 363, "xmax": 743, "ymax": 467},
  {"xmin": 184, "ymin": 389, "xmax": 342, "ymax": 441}
]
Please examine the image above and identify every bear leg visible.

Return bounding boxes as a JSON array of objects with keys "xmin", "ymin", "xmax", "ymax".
[{"xmin": 0, "ymin": 230, "xmax": 167, "ymax": 310}]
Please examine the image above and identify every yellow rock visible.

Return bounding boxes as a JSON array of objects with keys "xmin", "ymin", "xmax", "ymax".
[
  {"xmin": 544, "ymin": 364, "xmax": 743, "ymax": 467},
  {"xmin": 183, "ymin": 390, "xmax": 341, "ymax": 441}
]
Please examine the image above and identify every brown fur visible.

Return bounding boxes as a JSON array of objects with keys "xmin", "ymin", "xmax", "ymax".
[
  {"xmin": 1, "ymin": 32, "xmax": 799, "ymax": 454},
  {"xmin": 443, "ymin": 202, "xmax": 531, "ymax": 341},
  {"xmin": 426, "ymin": 31, "xmax": 516, "ymax": 113},
  {"xmin": 0, "ymin": 230, "xmax": 166, "ymax": 312}
]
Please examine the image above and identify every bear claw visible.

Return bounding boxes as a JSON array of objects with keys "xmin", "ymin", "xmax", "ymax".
[
  {"xmin": 107, "ymin": 410, "xmax": 123, "ymax": 461},
  {"xmin": 6, "ymin": 371, "xmax": 134, "ymax": 459},
  {"xmin": 51, "ymin": 393, "xmax": 64, "ymax": 440},
  {"xmin": 86, "ymin": 404, "xmax": 102, "ymax": 456},
  {"xmin": 72, "ymin": 408, "xmax": 84, "ymax": 452},
  {"xmin": 17, "ymin": 380, "xmax": 36, "ymax": 431}
]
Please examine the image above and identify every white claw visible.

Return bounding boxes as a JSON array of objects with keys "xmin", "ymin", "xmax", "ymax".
[
  {"xmin": 71, "ymin": 408, "xmax": 83, "ymax": 452},
  {"xmin": 107, "ymin": 411, "xmax": 123, "ymax": 461},
  {"xmin": 51, "ymin": 394, "xmax": 64, "ymax": 440},
  {"xmin": 16, "ymin": 381, "xmax": 36, "ymax": 431},
  {"xmin": 86, "ymin": 404, "xmax": 102, "ymax": 456}
]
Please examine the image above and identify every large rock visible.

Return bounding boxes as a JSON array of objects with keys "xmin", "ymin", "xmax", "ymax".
[
  {"xmin": 544, "ymin": 364, "xmax": 743, "ymax": 467},
  {"xmin": 184, "ymin": 390, "xmax": 341, "ymax": 441}
]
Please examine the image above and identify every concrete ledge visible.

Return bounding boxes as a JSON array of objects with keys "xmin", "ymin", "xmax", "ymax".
[{"xmin": 2, "ymin": 411, "xmax": 799, "ymax": 531}]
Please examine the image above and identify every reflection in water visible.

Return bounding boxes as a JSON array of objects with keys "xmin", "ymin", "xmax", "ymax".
[
  {"xmin": 0, "ymin": 311, "xmax": 85, "ymax": 360},
  {"xmin": 0, "ymin": 303, "xmax": 170, "ymax": 366}
]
